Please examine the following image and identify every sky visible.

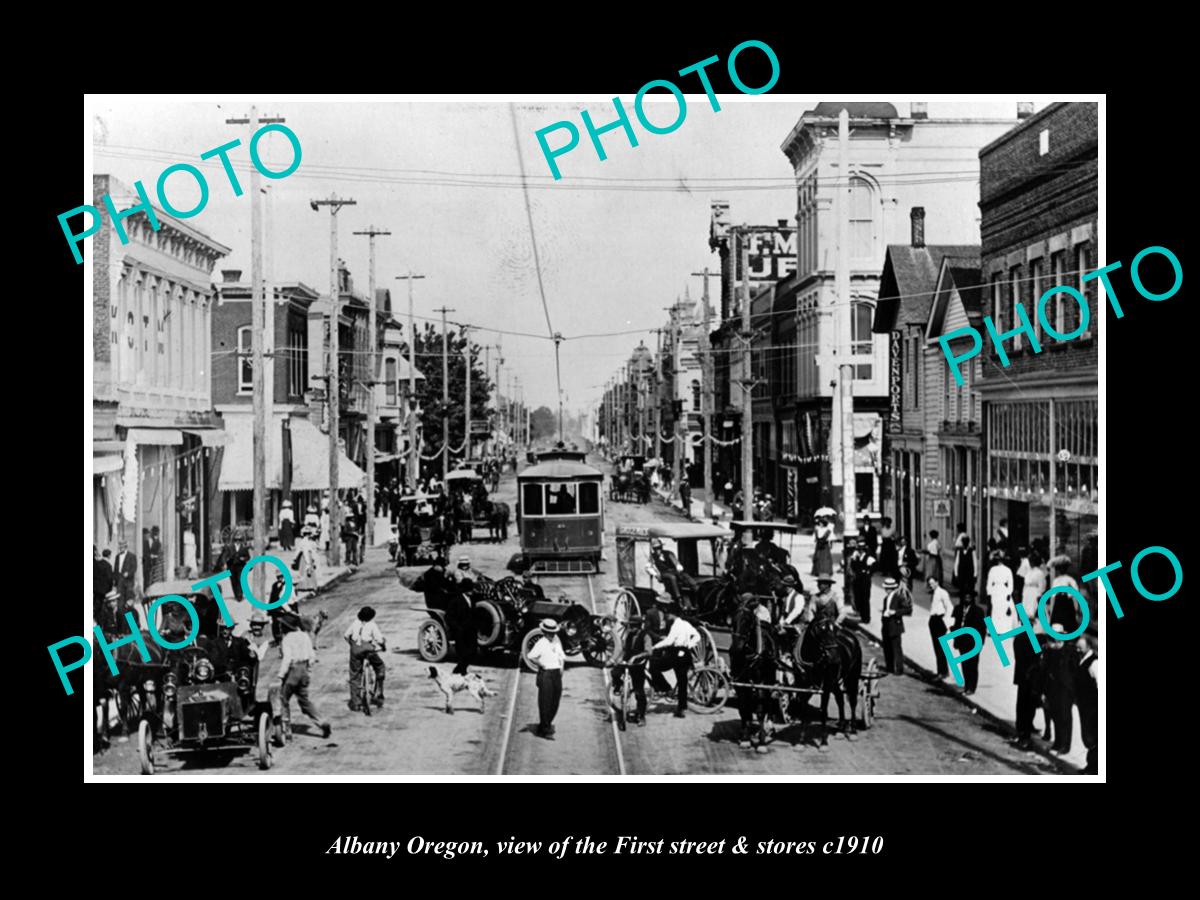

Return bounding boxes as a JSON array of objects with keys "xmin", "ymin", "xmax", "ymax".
[{"xmin": 90, "ymin": 98, "xmax": 1024, "ymax": 416}]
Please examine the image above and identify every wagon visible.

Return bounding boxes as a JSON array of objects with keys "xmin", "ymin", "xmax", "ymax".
[{"xmin": 609, "ymin": 454, "xmax": 650, "ymax": 503}]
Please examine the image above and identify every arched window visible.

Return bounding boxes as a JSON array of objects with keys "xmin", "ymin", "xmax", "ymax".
[
  {"xmin": 237, "ymin": 325, "xmax": 253, "ymax": 393},
  {"xmin": 691, "ymin": 379, "xmax": 701, "ymax": 410},
  {"xmin": 851, "ymin": 301, "xmax": 874, "ymax": 380},
  {"xmin": 849, "ymin": 176, "xmax": 875, "ymax": 258}
]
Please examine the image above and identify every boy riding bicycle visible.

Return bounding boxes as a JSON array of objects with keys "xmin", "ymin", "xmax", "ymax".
[{"xmin": 345, "ymin": 606, "xmax": 387, "ymax": 710}]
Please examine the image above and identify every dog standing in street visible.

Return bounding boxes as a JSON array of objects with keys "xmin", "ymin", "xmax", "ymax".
[{"xmin": 428, "ymin": 666, "xmax": 498, "ymax": 714}]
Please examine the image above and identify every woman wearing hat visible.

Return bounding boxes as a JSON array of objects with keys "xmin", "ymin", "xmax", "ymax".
[
  {"xmin": 526, "ymin": 619, "xmax": 566, "ymax": 738},
  {"xmin": 278, "ymin": 500, "xmax": 295, "ymax": 551},
  {"xmin": 812, "ymin": 515, "xmax": 834, "ymax": 577}
]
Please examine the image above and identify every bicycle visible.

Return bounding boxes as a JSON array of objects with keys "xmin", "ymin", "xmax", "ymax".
[
  {"xmin": 351, "ymin": 644, "xmax": 384, "ymax": 716},
  {"xmin": 608, "ymin": 652, "xmax": 651, "ymax": 731}
]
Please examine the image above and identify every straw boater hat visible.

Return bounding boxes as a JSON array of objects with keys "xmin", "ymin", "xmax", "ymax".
[
  {"xmin": 540, "ymin": 618, "xmax": 559, "ymax": 634},
  {"xmin": 882, "ymin": 577, "xmax": 899, "ymax": 590},
  {"xmin": 282, "ymin": 500, "xmax": 293, "ymax": 508},
  {"xmin": 457, "ymin": 556, "xmax": 472, "ymax": 569},
  {"xmin": 816, "ymin": 571, "xmax": 836, "ymax": 585}
]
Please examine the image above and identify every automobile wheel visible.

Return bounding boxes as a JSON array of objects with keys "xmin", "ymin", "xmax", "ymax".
[
  {"xmin": 520, "ymin": 628, "xmax": 545, "ymax": 672},
  {"xmin": 417, "ymin": 619, "xmax": 450, "ymax": 662},
  {"xmin": 137, "ymin": 719, "xmax": 156, "ymax": 776},
  {"xmin": 473, "ymin": 600, "xmax": 504, "ymax": 648},
  {"xmin": 257, "ymin": 711, "xmax": 274, "ymax": 770},
  {"xmin": 581, "ymin": 619, "xmax": 617, "ymax": 666}
]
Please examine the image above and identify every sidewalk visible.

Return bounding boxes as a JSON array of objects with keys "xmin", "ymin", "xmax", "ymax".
[{"xmin": 799, "ymin": 534, "xmax": 1088, "ymax": 772}]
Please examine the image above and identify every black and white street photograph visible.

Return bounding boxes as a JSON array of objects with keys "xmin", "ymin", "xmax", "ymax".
[{"xmin": 83, "ymin": 95, "xmax": 1101, "ymax": 779}]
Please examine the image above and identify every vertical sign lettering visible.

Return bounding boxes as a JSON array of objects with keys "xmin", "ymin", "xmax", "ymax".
[{"xmin": 889, "ymin": 330, "xmax": 903, "ymax": 434}]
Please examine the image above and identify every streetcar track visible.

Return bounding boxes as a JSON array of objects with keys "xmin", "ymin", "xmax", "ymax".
[{"xmin": 494, "ymin": 573, "xmax": 627, "ymax": 776}]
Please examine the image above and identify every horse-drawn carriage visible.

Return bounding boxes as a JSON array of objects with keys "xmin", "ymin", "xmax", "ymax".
[
  {"xmin": 609, "ymin": 454, "xmax": 651, "ymax": 503},
  {"xmin": 446, "ymin": 469, "xmax": 510, "ymax": 543},
  {"xmin": 414, "ymin": 575, "xmax": 617, "ymax": 671},
  {"xmin": 394, "ymin": 494, "xmax": 452, "ymax": 566}
]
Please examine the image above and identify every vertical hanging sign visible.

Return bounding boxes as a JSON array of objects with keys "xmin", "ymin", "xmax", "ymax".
[{"xmin": 888, "ymin": 330, "xmax": 903, "ymax": 434}]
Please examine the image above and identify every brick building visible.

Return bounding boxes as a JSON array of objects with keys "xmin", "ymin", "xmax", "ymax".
[
  {"xmin": 976, "ymin": 102, "xmax": 1099, "ymax": 583},
  {"xmin": 92, "ymin": 174, "xmax": 229, "ymax": 579},
  {"xmin": 210, "ymin": 270, "xmax": 334, "ymax": 532}
]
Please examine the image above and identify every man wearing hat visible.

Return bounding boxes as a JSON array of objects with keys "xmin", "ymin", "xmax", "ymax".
[
  {"xmin": 527, "ymin": 619, "xmax": 567, "ymax": 738},
  {"xmin": 646, "ymin": 538, "xmax": 696, "ymax": 610},
  {"xmin": 345, "ymin": 606, "xmax": 387, "ymax": 710},
  {"xmin": 811, "ymin": 571, "xmax": 852, "ymax": 627},
  {"xmin": 447, "ymin": 560, "xmax": 479, "ymax": 676},
  {"xmin": 846, "ymin": 538, "xmax": 875, "ymax": 625},
  {"xmin": 273, "ymin": 615, "xmax": 332, "ymax": 740},
  {"xmin": 651, "ymin": 602, "xmax": 702, "ymax": 717},
  {"xmin": 778, "ymin": 575, "xmax": 807, "ymax": 627},
  {"xmin": 278, "ymin": 500, "xmax": 295, "ymax": 551},
  {"xmin": 880, "ymin": 576, "xmax": 911, "ymax": 675}
]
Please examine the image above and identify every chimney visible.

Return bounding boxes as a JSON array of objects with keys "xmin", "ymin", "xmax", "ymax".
[
  {"xmin": 910, "ymin": 102, "xmax": 928, "ymax": 120},
  {"xmin": 910, "ymin": 207, "xmax": 926, "ymax": 248},
  {"xmin": 778, "ymin": 219, "xmax": 789, "ymax": 228},
  {"xmin": 1017, "ymin": 102, "xmax": 1034, "ymax": 119},
  {"xmin": 221, "ymin": 269, "xmax": 242, "ymax": 283}
]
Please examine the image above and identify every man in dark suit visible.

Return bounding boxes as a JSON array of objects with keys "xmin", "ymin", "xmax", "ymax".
[
  {"xmin": 953, "ymin": 596, "xmax": 987, "ymax": 695},
  {"xmin": 93, "ymin": 546, "xmax": 114, "ymax": 623},
  {"xmin": 1074, "ymin": 634, "xmax": 1098, "ymax": 774},
  {"xmin": 879, "ymin": 576, "xmax": 908, "ymax": 675},
  {"xmin": 141, "ymin": 529, "xmax": 152, "ymax": 586},
  {"xmin": 114, "ymin": 540, "xmax": 138, "ymax": 611}
]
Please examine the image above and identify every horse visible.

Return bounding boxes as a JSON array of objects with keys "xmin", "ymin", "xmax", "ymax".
[
  {"xmin": 801, "ymin": 616, "xmax": 863, "ymax": 748},
  {"xmin": 488, "ymin": 501, "xmax": 510, "ymax": 542},
  {"xmin": 728, "ymin": 605, "xmax": 777, "ymax": 752}
]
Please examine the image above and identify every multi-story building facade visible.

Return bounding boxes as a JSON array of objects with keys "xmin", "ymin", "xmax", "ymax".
[
  {"xmin": 873, "ymin": 212, "xmax": 979, "ymax": 550},
  {"xmin": 211, "ymin": 270, "xmax": 325, "ymax": 532},
  {"xmin": 977, "ymin": 102, "xmax": 1099, "ymax": 585},
  {"xmin": 776, "ymin": 102, "xmax": 1019, "ymax": 522},
  {"xmin": 374, "ymin": 288, "xmax": 424, "ymax": 490},
  {"xmin": 305, "ymin": 261, "xmax": 370, "ymax": 501},
  {"xmin": 92, "ymin": 174, "xmax": 230, "ymax": 580}
]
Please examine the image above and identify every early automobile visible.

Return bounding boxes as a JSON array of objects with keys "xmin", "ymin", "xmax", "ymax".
[
  {"xmin": 415, "ymin": 575, "xmax": 617, "ymax": 672},
  {"xmin": 135, "ymin": 630, "xmax": 275, "ymax": 775}
]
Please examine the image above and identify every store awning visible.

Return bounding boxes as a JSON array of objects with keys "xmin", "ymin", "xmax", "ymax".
[
  {"xmin": 184, "ymin": 428, "xmax": 229, "ymax": 446},
  {"xmin": 290, "ymin": 417, "xmax": 365, "ymax": 490},
  {"xmin": 127, "ymin": 427, "xmax": 184, "ymax": 446},
  {"xmin": 93, "ymin": 455, "xmax": 124, "ymax": 475},
  {"xmin": 219, "ymin": 415, "xmax": 365, "ymax": 491}
]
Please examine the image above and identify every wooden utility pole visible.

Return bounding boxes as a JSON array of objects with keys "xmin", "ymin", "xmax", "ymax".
[
  {"xmin": 227, "ymin": 107, "xmax": 285, "ymax": 603},
  {"xmin": 834, "ymin": 109, "xmax": 858, "ymax": 540},
  {"xmin": 692, "ymin": 268, "xmax": 715, "ymax": 519},
  {"xmin": 352, "ymin": 225, "xmax": 390, "ymax": 548},
  {"xmin": 463, "ymin": 326, "xmax": 472, "ymax": 462},
  {"xmin": 738, "ymin": 230, "xmax": 754, "ymax": 521},
  {"xmin": 672, "ymin": 306, "xmax": 684, "ymax": 495},
  {"xmin": 653, "ymin": 326, "xmax": 664, "ymax": 463},
  {"xmin": 433, "ymin": 306, "xmax": 456, "ymax": 479},
  {"xmin": 311, "ymin": 194, "xmax": 356, "ymax": 566},
  {"xmin": 395, "ymin": 272, "xmax": 426, "ymax": 491}
]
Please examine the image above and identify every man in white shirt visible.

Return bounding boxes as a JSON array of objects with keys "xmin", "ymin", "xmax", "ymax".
[
  {"xmin": 927, "ymin": 575, "xmax": 954, "ymax": 680},
  {"xmin": 527, "ymin": 619, "xmax": 566, "ymax": 738},
  {"xmin": 651, "ymin": 603, "xmax": 701, "ymax": 718},
  {"xmin": 345, "ymin": 606, "xmax": 387, "ymax": 710},
  {"xmin": 274, "ymin": 620, "xmax": 331, "ymax": 739},
  {"xmin": 986, "ymin": 551, "xmax": 1015, "ymax": 630}
]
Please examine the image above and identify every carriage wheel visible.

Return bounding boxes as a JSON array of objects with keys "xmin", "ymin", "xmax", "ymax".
[
  {"xmin": 687, "ymin": 667, "xmax": 730, "ymax": 715},
  {"xmin": 612, "ymin": 590, "xmax": 641, "ymax": 629},
  {"xmin": 860, "ymin": 658, "xmax": 878, "ymax": 729},
  {"xmin": 257, "ymin": 711, "xmax": 274, "ymax": 770},
  {"xmin": 416, "ymin": 619, "xmax": 450, "ymax": 662},
  {"xmin": 137, "ymin": 719, "xmax": 156, "ymax": 776}
]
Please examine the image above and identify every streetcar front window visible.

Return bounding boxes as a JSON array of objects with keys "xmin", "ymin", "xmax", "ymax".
[
  {"xmin": 546, "ymin": 483, "xmax": 577, "ymax": 515},
  {"xmin": 522, "ymin": 483, "xmax": 543, "ymax": 516},
  {"xmin": 578, "ymin": 482, "xmax": 599, "ymax": 514}
]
